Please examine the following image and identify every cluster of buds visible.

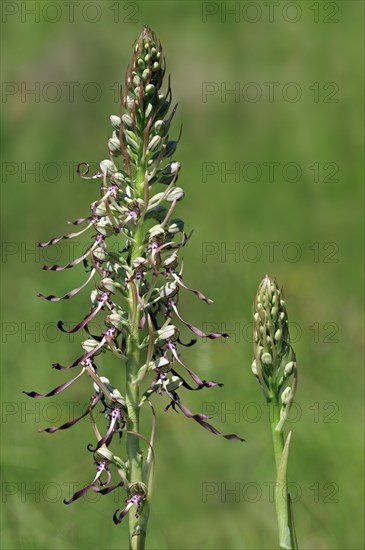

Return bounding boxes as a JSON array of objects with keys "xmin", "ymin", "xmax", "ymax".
[
  {"xmin": 25, "ymin": 27, "xmax": 243, "ymax": 526},
  {"xmin": 252, "ymin": 275, "xmax": 298, "ymax": 431}
]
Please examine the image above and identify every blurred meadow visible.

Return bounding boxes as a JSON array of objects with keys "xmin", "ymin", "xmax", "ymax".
[{"xmin": 1, "ymin": 1, "xmax": 364, "ymax": 549}]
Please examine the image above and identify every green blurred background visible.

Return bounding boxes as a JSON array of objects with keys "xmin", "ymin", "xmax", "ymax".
[{"xmin": 1, "ymin": 1, "xmax": 364, "ymax": 548}]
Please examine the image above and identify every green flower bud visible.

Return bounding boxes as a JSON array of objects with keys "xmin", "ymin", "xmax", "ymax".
[
  {"xmin": 281, "ymin": 386, "xmax": 292, "ymax": 405},
  {"xmin": 93, "ymin": 247, "xmax": 108, "ymax": 261},
  {"xmin": 121, "ymin": 114, "xmax": 133, "ymax": 129},
  {"xmin": 125, "ymin": 130, "xmax": 139, "ymax": 151},
  {"xmin": 92, "ymin": 201, "xmax": 107, "ymax": 217},
  {"xmin": 93, "ymin": 376, "xmax": 124, "ymax": 405},
  {"xmin": 251, "ymin": 360, "xmax": 258, "ymax": 376},
  {"xmin": 142, "ymin": 68, "xmax": 150, "ymax": 82},
  {"xmin": 274, "ymin": 329, "xmax": 282, "ymax": 342},
  {"xmin": 90, "ymin": 289, "xmax": 98, "ymax": 305},
  {"xmin": 155, "ymin": 100, "xmax": 170, "ymax": 119},
  {"xmin": 159, "ymin": 281, "xmax": 179, "ymax": 301},
  {"xmin": 101, "ymin": 278, "xmax": 116, "ymax": 293},
  {"xmin": 133, "ymin": 74, "xmax": 141, "ymax": 87},
  {"xmin": 159, "ymin": 161, "xmax": 180, "ymax": 184},
  {"xmin": 153, "ymin": 375, "xmax": 182, "ymax": 392},
  {"xmin": 125, "ymin": 96, "xmax": 135, "ymax": 110},
  {"xmin": 112, "ymin": 171, "xmax": 128, "ymax": 185},
  {"xmin": 145, "ymin": 204, "xmax": 168, "ymax": 223},
  {"xmin": 132, "ymin": 257, "xmax": 147, "ymax": 271},
  {"xmin": 167, "ymin": 219, "xmax": 184, "ymax": 234},
  {"xmin": 270, "ymin": 306, "xmax": 278, "ymax": 318},
  {"xmin": 110, "ymin": 115, "xmax": 121, "ymax": 131},
  {"xmin": 145, "ymin": 103, "xmax": 153, "ymax": 117},
  {"xmin": 153, "ymin": 119, "xmax": 168, "ymax": 136},
  {"xmin": 97, "ymin": 447, "xmax": 114, "ymax": 463},
  {"xmin": 145, "ymin": 83, "xmax": 155, "ymax": 96},
  {"xmin": 261, "ymin": 352, "xmax": 273, "ymax": 365},
  {"xmin": 148, "ymin": 135, "xmax": 162, "ymax": 152},
  {"xmin": 166, "ymin": 187, "xmax": 184, "ymax": 202},
  {"xmin": 106, "ymin": 313, "xmax": 125, "ymax": 331},
  {"xmin": 148, "ymin": 224, "xmax": 165, "ymax": 243},
  {"xmin": 96, "ymin": 217, "xmax": 114, "ymax": 236},
  {"xmin": 100, "ymin": 159, "xmax": 117, "ymax": 176},
  {"xmin": 153, "ymin": 356, "xmax": 171, "ymax": 373},
  {"xmin": 137, "ymin": 57, "xmax": 146, "ymax": 70},
  {"xmin": 164, "ymin": 376, "xmax": 183, "ymax": 392},
  {"xmin": 156, "ymin": 324, "xmax": 179, "ymax": 343},
  {"xmin": 163, "ymin": 140, "xmax": 177, "ymax": 157},
  {"xmin": 284, "ymin": 361, "xmax": 295, "ymax": 377},
  {"xmin": 163, "ymin": 161, "xmax": 180, "ymax": 175},
  {"xmin": 163, "ymin": 253, "xmax": 178, "ymax": 269},
  {"xmin": 82, "ymin": 339, "xmax": 102, "ymax": 353}
]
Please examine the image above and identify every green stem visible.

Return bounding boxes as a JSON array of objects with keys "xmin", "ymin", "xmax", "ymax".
[
  {"xmin": 126, "ymin": 285, "xmax": 142, "ymax": 549},
  {"xmin": 269, "ymin": 399, "xmax": 285, "ymax": 472},
  {"xmin": 125, "ymin": 166, "xmax": 150, "ymax": 550},
  {"xmin": 269, "ymin": 399, "xmax": 297, "ymax": 550}
]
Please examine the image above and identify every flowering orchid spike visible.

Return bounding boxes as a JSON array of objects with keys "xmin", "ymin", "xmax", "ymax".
[{"xmin": 26, "ymin": 27, "xmax": 243, "ymax": 548}]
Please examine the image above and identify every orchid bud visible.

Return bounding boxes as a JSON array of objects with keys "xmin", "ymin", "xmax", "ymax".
[
  {"xmin": 153, "ymin": 356, "xmax": 171, "ymax": 373},
  {"xmin": 281, "ymin": 386, "xmax": 292, "ymax": 406},
  {"xmin": 93, "ymin": 247, "xmax": 108, "ymax": 261},
  {"xmin": 100, "ymin": 159, "xmax": 117, "ymax": 175},
  {"xmin": 121, "ymin": 114, "xmax": 133, "ymax": 129},
  {"xmin": 163, "ymin": 253, "xmax": 178, "ymax": 269},
  {"xmin": 110, "ymin": 115, "xmax": 121, "ymax": 131},
  {"xmin": 145, "ymin": 84, "xmax": 155, "ymax": 96},
  {"xmin": 108, "ymin": 137, "xmax": 122, "ymax": 155},
  {"xmin": 159, "ymin": 282, "xmax": 179, "ymax": 301},
  {"xmin": 156, "ymin": 325, "xmax": 179, "ymax": 343},
  {"xmin": 167, "ymin": 219, "xmax": 184, "ymax": 234},
  {"xmin": 97, "ymin": 447, "xmax": 114, "ymax": 463},
  {"xmin": 96, "ymin": 218, "xmax": 114, "ymax": 236},
  {"xmin": 101, "ymin": 278, "xmax": 116, "ymax": 293},
  {"xmin": 166, "ymin": 187, "xmax": 184, "ymax": 202},
  {"xmin": 163, "ymin": 140, "xmax": 177, "ymax": 157},
  {"xmin": 82, "ymin": 339, "xmax": 102, "ymax": 354},
  {"xmin": 284, "ymin": 361, "xmax": 295, "ymax": 377},
  {"xmin": 164, "ymin": 376, "xmax": 183, "ymax": 392},
  {"xmin": 113, "ymin": 171, "xmax": 129, "ymax": 185},
  {"xmin": 106, "ymin": 313, "xmax": 125, "ymax": 331},
  {"xmin": 148, "ymin": 135, "xmax": 162, "ymax": 152},
  {"xmin": 154, "ymin": 120, "xmax": 167, "ymax": 135}
]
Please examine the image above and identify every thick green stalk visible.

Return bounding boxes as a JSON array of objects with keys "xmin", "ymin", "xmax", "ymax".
[
  {"xmin": 269, "ymin": 399, "xmax": 284, "ymax": 471},
  {"xmin": 135, "ymin": 500, "xmax": 150, "ymax": 550},
  {"xmin": 126, "ymin": 166, "xmax": 148, "ymax": 550},
  {"xmin": 126, "ymin": 271, "xmax": 142, "ymax": 548},
  {"xmin": 269, "ymin": 399, "xmax": 296, "ymax": 550}
]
